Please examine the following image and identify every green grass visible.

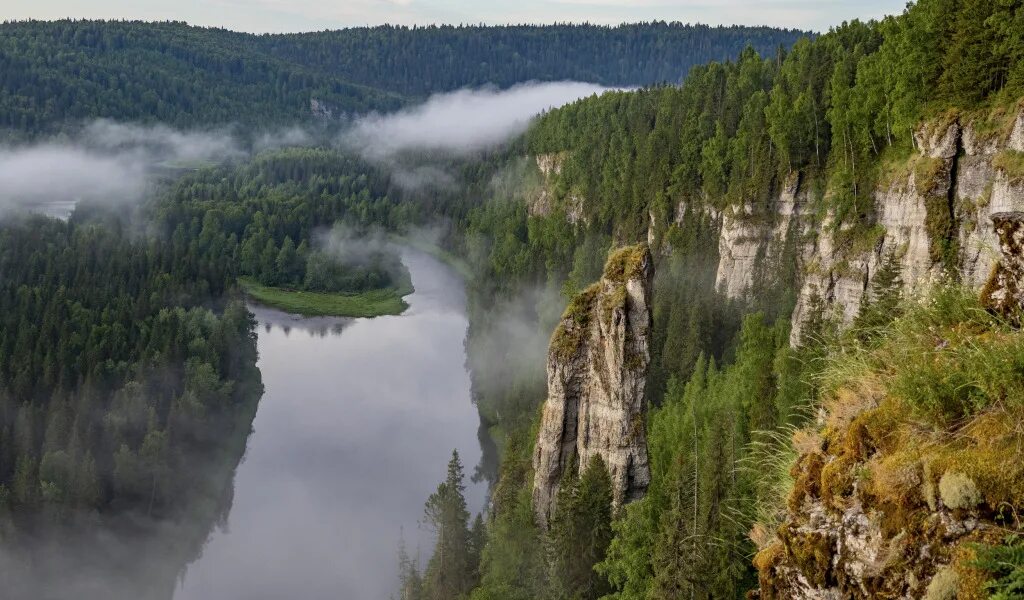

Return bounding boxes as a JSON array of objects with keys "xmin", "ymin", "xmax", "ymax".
[
  {"xmin": 238, "ymin": 277, "xmax": 412, "ymax": 318},
  {"xmin": 994, "ymin": 149, "xmax": 1024, "ymax": 183},
  {"xmin": 824, "ymin": 285, "xmax": 1023, "ymax": 425}
]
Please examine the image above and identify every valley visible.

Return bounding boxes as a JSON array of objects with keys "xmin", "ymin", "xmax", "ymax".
[{"xmin": 1, "ymin": 3, "xmax": 1024, "ymax": 599}]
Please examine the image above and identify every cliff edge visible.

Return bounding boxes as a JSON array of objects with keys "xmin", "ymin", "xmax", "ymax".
[{"xmin": 753, "ymin": 216, "xmax": 1024, "ymax": 599}]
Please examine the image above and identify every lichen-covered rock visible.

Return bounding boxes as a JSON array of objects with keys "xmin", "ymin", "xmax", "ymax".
[
  {"xmin": 924, "ymin": 567, "xmax": 960, "ymax": 600},
  {"xmin": 754, "ymin": 378, "xmax": 1020, "ymax": 600},
  {"xmin": 980, "ymin": 211, "xmax": 1024, "ymax": 316},
  {"xmin": 532, "ymin": 244, "xmax": 653, "ymax": 526},
  {"xmin": 938, "ymin": 471, "xmax": 981, "ymax": 511}
]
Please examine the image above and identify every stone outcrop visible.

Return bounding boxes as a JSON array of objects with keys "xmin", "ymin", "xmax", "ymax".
[
  {"xmin": 532, "ymin": 244, "xmax": 653, "ymax": 526},
  {"xmin": 980, "ymin": 211, "xmax": 1024, "ymax": 316},
  {"xmin": 528, "ymin": 153, "xmax": 586, "ymax": 225},
  {"xmin": 754, "ymin": 362, "xmax": 1019, "ymax": 599},
  {"xmin": 309, "ymin": 98, "xmax": 334, "ymax": 119},
  {"xmin": 959, "ymin": 110, "xmax": 1024, "ymax": 287}
]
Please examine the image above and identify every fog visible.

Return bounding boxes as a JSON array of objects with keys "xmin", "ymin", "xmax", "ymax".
[
  {"xmin": 0, "ymin": 81, "xmax": 609, "ymax": 211},
  {"xmin": 0, "ymin": 144, "xmax": 148, "ymax": 212},
  {"xmin": 0, "ymin": 121, "xmax": 319, "ymax": 215},
  {"xmin": 343, "ymin": 81, "xmax": 611, "ymax": 160},
  {"xmin": 315, "ymin": 223, "xmax": 395, "ymax": 265}
]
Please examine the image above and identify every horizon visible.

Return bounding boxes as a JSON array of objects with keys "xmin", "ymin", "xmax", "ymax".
[{"xmin": 4, "ymin": 1, "xmax": 908, "ymax": 35}]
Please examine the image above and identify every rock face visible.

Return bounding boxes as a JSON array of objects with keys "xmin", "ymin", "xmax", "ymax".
[
  {"xmin": 528, "ymin": 153, "xmax": 586, "ymax": 225},
  {"xmin": 980, "ymin": 211, "xmax": 1024, "ymax": 316},
  {"xmin": 716, "ymin": 172, "xmax": 805, "ymax": 300},
  {"xmin": 309, "ymin": 98, "xmax": 334, "ymax": 119},
  {"xmin": 778, "ymin": 109, "xmax": 1024, "ymax": 345},
  {"xmin": 639, "ymin": 107, "xmax": 1024, "ymax": 345},
  {"xmin": 532, "ymin": 244, "xmax": 653, "ymax": 526}
]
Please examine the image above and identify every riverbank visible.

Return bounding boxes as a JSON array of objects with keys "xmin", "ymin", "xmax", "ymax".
[{"xmin": 237, "ymin": 277, "xmax": 413, "ymax": 318}]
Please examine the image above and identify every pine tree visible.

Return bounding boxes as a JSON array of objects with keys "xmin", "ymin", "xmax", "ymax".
[
  {"xmin": 650, "ymin": 454, "xmax": 701, "ymax": 600},
  {"xmin": 853, "ymin": 252, "xmax": 903, "ymax": 342},
  {"xmin": 547, "ymin": 454, "xmax": 614, "ymax": 600},
  {"xmin": 275, "ymin": 236, "xmax": 301, "ymax": 286},
  {"xmin": 397, "ymin": 528, "xmax": 424, "ymax": 600},
  {"xmin": 422, "ymin": 450, "xmax": 474, "ymax": 600}
]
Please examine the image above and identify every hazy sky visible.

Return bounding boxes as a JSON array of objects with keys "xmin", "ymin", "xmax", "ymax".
[{"xmin": 6, "ymin": 0, "xmax": 909, "ymax": 33}]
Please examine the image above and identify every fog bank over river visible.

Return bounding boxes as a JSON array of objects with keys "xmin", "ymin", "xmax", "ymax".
[{"xmin": 175, "ymin": 248, "xmax": 486, "ymax": 599}]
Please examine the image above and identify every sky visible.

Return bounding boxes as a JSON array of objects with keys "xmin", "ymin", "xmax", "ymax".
[{"xmin": 5, "ymin": 0, "xmax": 910, "ymax": 34}]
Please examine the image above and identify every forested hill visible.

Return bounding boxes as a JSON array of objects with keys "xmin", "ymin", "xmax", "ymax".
[
  {"xmin": 0, "ymin": 20, "xmax": 402, "ymax": 132},
  {"xmin": 0, "ymin": 20, "xmax": 808, "ymax": 133},
  {"xmin": 256, "ymin": 23, "xmax": 809, "ymax": 96}
]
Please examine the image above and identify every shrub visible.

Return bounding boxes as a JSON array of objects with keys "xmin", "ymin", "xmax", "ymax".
[{"xmin": 972, "ymin": 536, "xmax": 1024, "ymax": 600}]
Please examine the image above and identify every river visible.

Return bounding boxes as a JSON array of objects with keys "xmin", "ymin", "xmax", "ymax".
[{"xmin": 174, "ymin": 248, "xmax": 487, "ymax": 600}]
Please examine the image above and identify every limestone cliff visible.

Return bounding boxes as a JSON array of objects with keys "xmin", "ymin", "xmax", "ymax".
[
  {"xmin": 527, "ymin": 106, "xmax": 1024, "ymax": 345},
  {"xmin": 716, "ymin": 172, "xmax": 806, "ymax": 300},
  {"xmin": 787, "ymin": 108, "xmax": 1024, "ymax": 344},
  {"xmin": 661, "ymin": 106, "xmax": 1024, "ymax": 346},
  {"xmin": 532, "ymin": 244, "xmax": 653, "ymax": 526}
]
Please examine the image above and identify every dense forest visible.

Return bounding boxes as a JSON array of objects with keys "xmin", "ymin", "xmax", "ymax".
[
  {"xmin": 259, "ymin": 23, "xmax": 808, "ymax": 96},
  {"xmin": 0, "ymin": 20, "xmax": 400, "ymax": 132},
  {"xmin": 0, "ymin": 206, "xmax": 263, "ymax": 594},
  {"xmin": 0, "ymin": 20, "xmax": 807, "ymax": 134},
  {"xmin": 152, "ymin": 148, "xmax": 411, "ymax": 294}
]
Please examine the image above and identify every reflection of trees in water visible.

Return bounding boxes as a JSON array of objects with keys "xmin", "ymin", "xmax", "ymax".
[
  {"xmin": 253, "ymin": 305, "xmax": 353, "ymax": 339},
  {"xmin": 472, "ymin": 419, "xmax": 499, "ymax": 489},
  {"xmin": 1, "ymin": 367, "xmax": 262, "ymax": 600}
]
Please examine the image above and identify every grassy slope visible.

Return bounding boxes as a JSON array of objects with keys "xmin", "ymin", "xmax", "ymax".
[{"xmin": 238, "ymin": 277, "xmax": 413, "ymax": 318}]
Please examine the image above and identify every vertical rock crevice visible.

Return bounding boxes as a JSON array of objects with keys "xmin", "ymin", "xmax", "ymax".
[{"xmin": 532, "ymin": 244, "xmax": 654, "ymax": 527}]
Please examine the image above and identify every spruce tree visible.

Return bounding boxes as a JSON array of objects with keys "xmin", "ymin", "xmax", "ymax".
[
  {"xmin": 854, "ymin": 252, "xmax": 903, "ymax": 342},
  {"xmin": 397, "ymin": 529, "xmax": 424, "ymax": 600},
  {"xmin": 547, "ymin": 454, "xmax": 614, "ymax": 600},
  {"xmin": 422, "ymin": 450, "xmax": 474, "ymax": 600}
]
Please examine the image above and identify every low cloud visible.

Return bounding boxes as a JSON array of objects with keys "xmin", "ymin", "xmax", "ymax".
[
  {"xmin": 83, "ymin": 120, "xmax": 247, "ymax": 165},
  {"xmin": 0, "ymin": 121, "xmax": 318, "ymax": 216},
  {"xmin": 0, "ymin": 145, "xmax": 148, "ymax": 211},
  {"xmin": 343, "ymin": 81, "xmax": 611, "ymax": 160}
]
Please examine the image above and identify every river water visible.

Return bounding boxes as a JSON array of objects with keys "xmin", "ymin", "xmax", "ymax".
[{"xmin": 174, "ymin": 249, "xmax": 486, "ymax": 600}]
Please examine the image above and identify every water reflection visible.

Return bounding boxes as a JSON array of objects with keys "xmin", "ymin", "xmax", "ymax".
[
  {"xmin": 251, "ymin": 305, "xmax": 354, "ymax": 338},
  {"xmin": 175, "ymin": 248, "xmax": 486, "ymax": 600}
]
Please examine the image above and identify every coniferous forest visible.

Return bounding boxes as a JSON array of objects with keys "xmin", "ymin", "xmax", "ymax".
[{"xmin": 2, "ymin": 1, "xmax": 1024, "ymax": 598}]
